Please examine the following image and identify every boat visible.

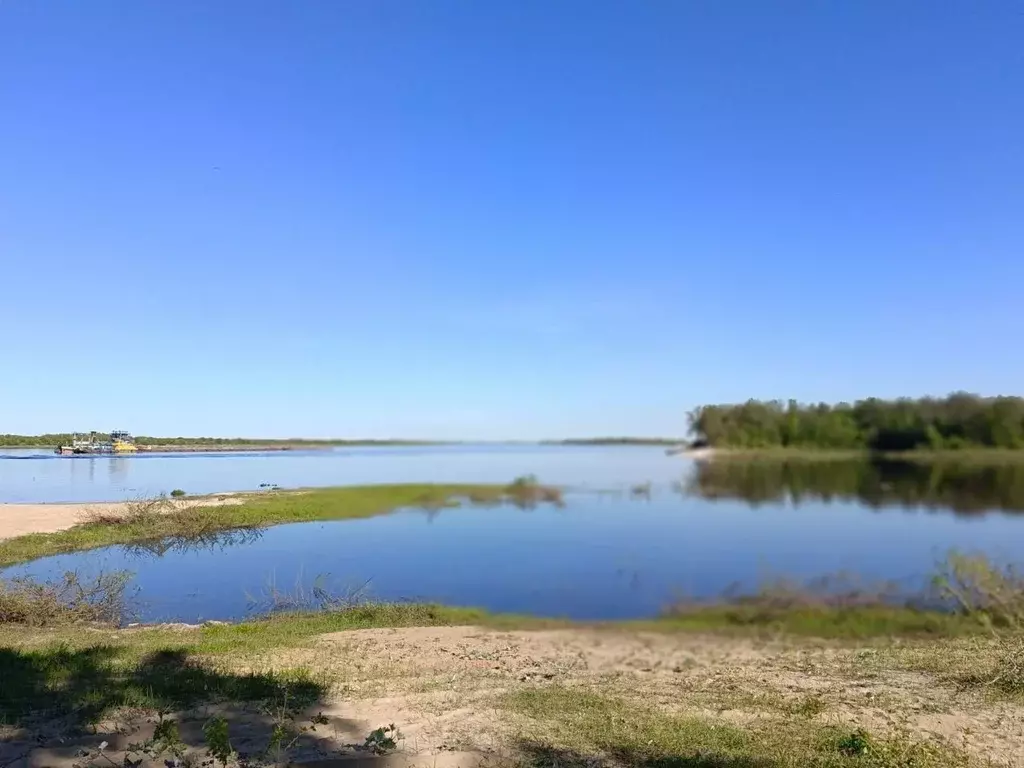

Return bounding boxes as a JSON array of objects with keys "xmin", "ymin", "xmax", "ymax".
[
  {"xmin": 111, "ymin": 430, "xmax": 138, "ymax": 453},
  {"xmin": 54, "ymin": 430, "xmax": 138, "ymax": 455}
]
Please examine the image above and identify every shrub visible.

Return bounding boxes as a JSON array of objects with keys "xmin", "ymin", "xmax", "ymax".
[{"xmin": 0, "ymin": 571, "xmax": 133, "ymax": 626}]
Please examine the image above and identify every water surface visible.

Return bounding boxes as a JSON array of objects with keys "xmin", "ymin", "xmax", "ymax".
[
  {"xmin": 0, "ymin": 445, "xmax": 675, "ymax": 502},
  {"xmin": 6, "ymin": 456, "xmax": 1024, "ymax": 624}
]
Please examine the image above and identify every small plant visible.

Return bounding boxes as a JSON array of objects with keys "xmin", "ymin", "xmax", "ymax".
[
  {"xmin": 363, "ymin": 724, "xmax": 401, "ymax": 755},
  {"xmin": 837, "ymin": 728, "xmax": 871, "ymax": 757},
  {"xmin": 151, "ymin": 715, "xmax": 187, "ymax": 758},
  {"xmin": 170, "ymin": 489, "xmax": 186, "ymax": 498},
  {"xmin": 74, "ymin": 715, "xmax": 188, "ymax": 768},
  {"xmin": 203, "ymin": 716, "xmax": 234, "ymax": 768},
  {"xmin": 792, "ymin": 694, "xmax": 827, "ymax": 718},
  {"xmin": 504, "ymin": 475, "xmax": 563, "ymax": 507},
  {"xmin": 259, "ymin": 685, "xmax": 332, "ymax": 765}
]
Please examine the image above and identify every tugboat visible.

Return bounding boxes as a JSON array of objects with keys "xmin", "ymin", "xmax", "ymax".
[
  {"xmin": 111, "ymin": 430, "xmax": 138, "ymax": 453},
  {"xmin": 54, "ymin": 430, "xmax": 138, "ymax": 455}
]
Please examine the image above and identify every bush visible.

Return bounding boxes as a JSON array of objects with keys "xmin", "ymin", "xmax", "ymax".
[
  {"xmin": 0, "ymin": 571, "xmax": 133, "ymax": 626},
  {"xmin": 170, "ymin": 489, "xmax": 186, "ymax": 498}
]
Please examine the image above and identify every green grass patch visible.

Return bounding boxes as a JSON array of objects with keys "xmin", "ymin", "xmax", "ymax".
[
  {"xmin": 0, "ymin": 642, "xmax": 323, "ymax": 726},
  {"xmin": 192, "ymin": 602, "xmax": 565, "ymax": 655},
  {"xmin": 0, "ymin": 480, "xmax": 563, "ymax": 566},
  {"xmin": 502, "ymin": 686, "xmax": 971, "ymax": 767},
  {"xmin": 0, "ymin": 601, "xmax": 560, "ymax": 724},
  {"xmin": 648, "ymin": 604, "xmax": 979, "ymax": 639},
  {"xmin": 654, "ymin": 551, "xmax": 1024, "ymax": 639},
  {"xmin": 0, "ymin": 602, "xmax": 562, "ymax": 660}
]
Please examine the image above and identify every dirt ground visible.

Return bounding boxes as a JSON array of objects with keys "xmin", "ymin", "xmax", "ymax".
[{"xmin": 2, "ymin": 625, "xmax": 1022, "ymax": 767}]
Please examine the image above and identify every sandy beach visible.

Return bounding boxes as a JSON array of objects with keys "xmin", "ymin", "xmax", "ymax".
[{"xmin": 0, "ymin": 496, "xmax": 241, "ymax": 541}]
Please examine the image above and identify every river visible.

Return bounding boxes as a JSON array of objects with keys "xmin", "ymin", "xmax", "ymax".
[{"xmin": 2, "ymin": 446, "xmax": 1023, "ymax": 623}]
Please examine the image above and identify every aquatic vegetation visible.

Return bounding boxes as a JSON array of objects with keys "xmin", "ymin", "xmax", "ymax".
[
  {"xmin": 0, "ymin": 480, "xmax": 564, "ymax": 566},
  {"xmin": 661, "ymin": 551, "xmax": 1024, "ymax": 638}
]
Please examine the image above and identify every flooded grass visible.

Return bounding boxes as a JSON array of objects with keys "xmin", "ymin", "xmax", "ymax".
[
  {"xmin": 0, "ymin": 480, "xmax": 563, "ymax": 566},
  {"xmin": 4, "ymin": 551, "xmax": 1022, "ymax": 642},
  {"xmin": 657, "ymin": 551, "xmax": 1024, "ymax": 638}
]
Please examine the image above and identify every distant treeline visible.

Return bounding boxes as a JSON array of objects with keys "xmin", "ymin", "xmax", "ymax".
[
  {"xmin": 546, "ymin": 437, "xmax": 682, "ymax": 446},
  {"xmin": 687, "ymin": 457, "xmax": 1024, "ymax": 516},
  {"xmin": 688, "ymin": 393, "xmax": 1024, "ymax": 452},
  {"xmin": 0, "ymin": 434, "xmax": 439, "ymax": 447}
]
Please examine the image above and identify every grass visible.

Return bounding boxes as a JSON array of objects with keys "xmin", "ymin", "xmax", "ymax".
[
  {"xmin": 649, "ymin": 603, "xmax": 978, "ymax": 638},
  {"xmin": 3, "ymin": 548, "xmax": 1022, "ymax": 644},
  {"xmin": 0, "ymin": 478, "xmax": 564, "ymax": 566},
  {"xmin": 652, "ymin": 551, "xmax": 1024, "ymax": 639},
  {"xmin": 890, "ymin": 633, "xmax": 1024, "ymax": 703},
  {"xmin": 0, "ymin": 643, "xmax": 323, "ymax": 726},
  {"xmin": 0, "ymin": 601, "xmax": 562, "ymax": 726},
  {"xmin": 502, "ymin": 686, "xmax": 972, "ymax": 767},
  {"xmin": 0, "ymin": 597, "xmax": 1020, "ymax": 761},
  {"xmin": 0, "ymin": 570, "xmax": 133, "ymax": 626}
]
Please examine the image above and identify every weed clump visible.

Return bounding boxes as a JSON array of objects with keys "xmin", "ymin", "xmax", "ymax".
[
  {"xmin": 0, "ymin": 570, "xmax": 132, "ymax": 626},
  {"xmin": 505, "ymin": 475, "xmax": 563, "ymax": 506},
  {"xmin": 363, "ymin": 724, "xmax": 401, "ymax": 755},
  {"xmin": 932, "ymin": 551, "xmax": 1024, "ymax": 628},
  {"xmin": 949, "ymin": 635, "xmax": 1024, "ymax": 698}
]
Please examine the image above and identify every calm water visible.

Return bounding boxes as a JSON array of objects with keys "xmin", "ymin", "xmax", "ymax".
[
  {"xmin": 0, "ymin": 445, "xmax": 678, "ymax": 502},
  {"xmin": 4, "ymin": 449, "xmax": 1024, "ymax": 624}
]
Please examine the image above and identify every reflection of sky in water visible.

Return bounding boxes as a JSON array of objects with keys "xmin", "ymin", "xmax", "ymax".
[
  {"xmin": 6, "ymin": 489, "xmax": 1023, "ymax": 624},
  {"xmin": 0, "ymin": 445, "xmax": 682, "ymax": 502}
]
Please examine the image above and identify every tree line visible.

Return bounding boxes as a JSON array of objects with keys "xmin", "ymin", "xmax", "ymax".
[{"xmin": 688, "ymin": 393, "xmax": 1024, "ymax": 451}]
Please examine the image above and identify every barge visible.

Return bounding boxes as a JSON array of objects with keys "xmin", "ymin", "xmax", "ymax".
[{"xmin": 55, "ymin": 430, "xmax": 138, "ymax": 455}]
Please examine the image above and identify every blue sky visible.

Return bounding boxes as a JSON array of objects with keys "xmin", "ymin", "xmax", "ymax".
[{"xmin": 2, "ymin": 2, "xmax": 1022, "ymax": 439}]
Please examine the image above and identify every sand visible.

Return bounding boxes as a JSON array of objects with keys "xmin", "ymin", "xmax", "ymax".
[
  {"xmin": 0, "ymin": 496, "xmax": 242, "ymax": 541},
  {"xmin": 2, "ymin": 625, "xmax": 1022, "ymax": 767}
]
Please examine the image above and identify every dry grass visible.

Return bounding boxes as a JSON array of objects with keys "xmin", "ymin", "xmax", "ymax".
[
  {"xmin": 0, "ymin": 570, "xmax": 133, "ymax": 627},
  {"xmin": 894, "ymin": 634, "xmax": 1024, "ymax": 703}
]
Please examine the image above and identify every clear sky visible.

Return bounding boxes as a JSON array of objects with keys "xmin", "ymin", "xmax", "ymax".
[{"xmin": 2, "ymin": 2, "xmax": 1022, "ymax": 440}]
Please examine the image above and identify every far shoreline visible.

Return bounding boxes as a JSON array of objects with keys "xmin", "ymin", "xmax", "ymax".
[{"xmin": 677, "ymin": 446, "xmax": 1024, "ymax": 463}]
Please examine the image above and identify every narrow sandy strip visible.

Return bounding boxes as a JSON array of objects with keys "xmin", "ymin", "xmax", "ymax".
[{"xmin": 0, "ymin": 496, "xmax": 242, "ymax": 541}]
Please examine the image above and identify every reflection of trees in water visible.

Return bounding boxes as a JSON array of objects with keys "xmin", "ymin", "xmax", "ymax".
[
  {"xmin": 684, "ymin": 459, "xmax": 1024, "ymax": 515},
  {"xmin": 121, "ymin": 527, "xmax": 265, "ymax": 558}
]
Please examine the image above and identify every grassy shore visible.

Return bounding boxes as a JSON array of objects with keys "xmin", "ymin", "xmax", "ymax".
[
  {"xmin": 0, "ymin": 480, "xmax": 563, "ymax": 566},
  {"xmin": 2, "ymin": 598, "xmax": 1022, "ymax": 767},
  {"xmin": 3, "ymin": 550, "xmax": 1024, "ymax": 765},
  {"xmin": 3, "ymin": 488, "xmax": 1023, "ymax": 764}
]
